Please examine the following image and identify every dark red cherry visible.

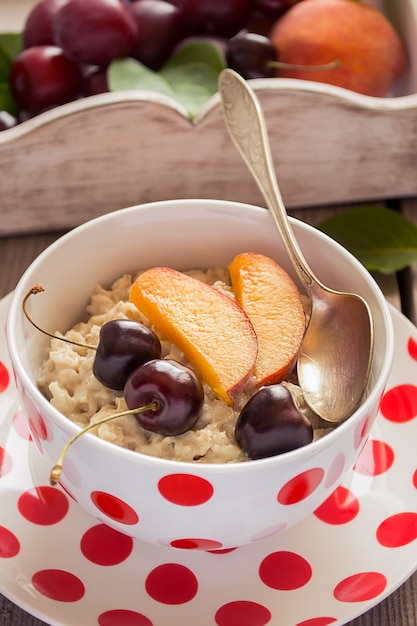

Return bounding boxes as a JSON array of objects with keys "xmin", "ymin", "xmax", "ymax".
[
  {"xmin": 251, "ymin": 0, "xmax": 301, "ymax": 18},
  {"xmin": 225, "ymin": 32, "xmax": 278, "ymax": 79},
  {"xmin": 124, "ymin": 359, "xmax": 204, "ymax": 435},
  {"xmin": 93, "ymin": 319, "xmax": 161, "ymax": 390},
  {"xmin": 82, "ymin": 66, "xmax": 109, "ymax": 96},
  {"xmin": 9, "ymin": 45, "xmax": 83, "ymax": 113},
  {"xmin": 165, "ymin": 0, "xmax": 250, "ymax": 38},
  {"xmin": 53, "ymin": 0, "xmax": 138, "ymax": 66},
  {"xmin": 128, "ymin": 0, "xmax": 183, "ymax": 71},
  {"xmin": 23, "ymin": 0, "xmax": 68, "ymax": 48},
  {"xmin": 235, "ymin": 385, "xmax": 313, "ymax": 459}
]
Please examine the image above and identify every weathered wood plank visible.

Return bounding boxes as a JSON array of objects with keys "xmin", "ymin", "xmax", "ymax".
[
  {"xmin": 0, "ymin": 0, "xmax": 417, "ymax": 236},
  {"xmin": 2, "ymin": 83, "xmax": 417, "ymax": 236}
]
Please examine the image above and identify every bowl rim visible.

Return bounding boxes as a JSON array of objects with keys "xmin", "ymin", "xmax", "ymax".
[{"xmin": 6, "ymin": 198, "xmax": 395, "ymax": 472}]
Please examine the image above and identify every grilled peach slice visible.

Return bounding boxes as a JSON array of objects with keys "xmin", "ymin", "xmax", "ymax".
[
  {"xmin": 229, "ymin": 252, "xmax": 306, "ymax": 387},
  {"xmin": 130, "ymin": 267, "xmax": 258, "ymax": 405}
]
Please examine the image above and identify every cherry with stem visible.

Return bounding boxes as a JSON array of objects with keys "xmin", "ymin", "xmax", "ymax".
[
  {"xmin": 49, "ymin": 401, "xmax": 158, "ymax": 485},
  {"xmin": 23, "ymin": 285, "xmax": 162, "ymax": 390}
]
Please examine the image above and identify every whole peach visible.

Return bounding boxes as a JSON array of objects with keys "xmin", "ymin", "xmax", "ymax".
[{"xmin": 270, "ymin": 0, "xmax": 408, "ymax": 97}]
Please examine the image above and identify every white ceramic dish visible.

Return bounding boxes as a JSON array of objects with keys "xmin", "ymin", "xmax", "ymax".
[
  {"xmin": 1, "ymin": 294, "xmax": 416, "ymax": 625},
  {"xmin": 6, "ymin": 199, "xmax": 394, "ymax": 548}
]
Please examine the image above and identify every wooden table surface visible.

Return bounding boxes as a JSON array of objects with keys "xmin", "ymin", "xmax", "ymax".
[{"xmin": 0, "ymin": 202, "xmax": 416, "ymax": 626}]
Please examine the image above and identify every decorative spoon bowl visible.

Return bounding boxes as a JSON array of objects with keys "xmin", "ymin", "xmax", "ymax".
[{"xmin": 219, "ymin": 68, "xmax": 374, "ymax": 424}]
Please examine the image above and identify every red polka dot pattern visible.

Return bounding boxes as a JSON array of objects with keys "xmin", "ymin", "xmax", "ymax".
[
  {"xmin": 0, "ymin": 526, "xmax": 20, "ymax": 558},
  {"xmin": 145, "ymin": 563, "xmax": 198, "ymax": 604},
  {"xmin": 353, "ymin": 439, "xmax": 394, "ymax": 476},
  {"xmin": 0, "ymin": 447, "xmax": 12, "ymax": 478},
  {"xmin": 32, "ymin": 569, "xmax": 85, "ymax": 602},
  {"xmin": 170, "ymin": 538, "xmax": 223, "ymax": 550},
  {"xmin": 259, "ymin": 551, "xmax": 312, "ymax": 590},
  {"xmin": 333, "ymin": 572, "xmax": 387, "ymax": 602},
  {"xmin": 158, "ymin": 473, "xmax": 214, "ymax": 506},
  {"xmin": 1, "ymin": 300, "xmax": 417, "ymax": 625},
  {"xmin": 407, "ymin": 336, "xmax": 417, "ymax": 360},
  {"xmin": 314, "ymin": 486, "xmax": 360, "ymax": 525},
  {"xmin": 98, "ymin": 610, "xmax": 153, "ymax": 626},
  {"xmin": 28, "ymin": 412, "xmax": 48, "ymax": 441},
  {"xmin": 295, "ymin": 617, "xmax": 337, "ymax": 626},
  {"xmin": 208, "ymin": 547, "xmax": 237, "ymax": 555},
  {"xmin": 90, "ymin": 491, "xmax": 139, "ymax": 525},
  {"xmin": 278, "ymin": 468, "xmax": 324, "ymax": 505},
  {"xmin": 18, "ymin": 486, "xmax": 69, "ymax": 525},
  {"xmin": 23, "ymin": 397, "xmax": 49, "ymax": 454},
  {"xmin": 376, "ymin": 512, "xmax": 417, "ymax": 547},
  {"xmin": 215, "ymin": 601, "xmax": 272, "ymax": 626},
  {"xmin": 380, "ymin": 384, "xmax": 417, "ymax": 423},
  {"xmin": 12, "ymin": 410, "xmax": 31, "ymax": 440},
  {"xmin": 354, "ymin": 414, "xmax": 372, "ymax": 449},
  {"xmin": 0, "ymin": 361, "xmax": 9, "ymax": 393},
  {"xmin": 80, "ymin": 524, "xmax": 133, "ymax": 565}
]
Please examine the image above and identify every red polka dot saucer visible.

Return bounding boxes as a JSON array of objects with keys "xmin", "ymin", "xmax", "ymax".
[{"xmin": 1, "ymin": 292, "xmax": 417, "ymax": 626}]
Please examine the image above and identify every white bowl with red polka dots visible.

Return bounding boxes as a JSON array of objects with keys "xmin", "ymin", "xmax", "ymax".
[{"xmin": 6, "ymin": 199, "xmax": 394, "ymax": 550}]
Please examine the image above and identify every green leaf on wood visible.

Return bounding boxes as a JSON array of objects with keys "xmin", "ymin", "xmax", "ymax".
[
  {"xmin": 108, "ymin": 58, "xmax": 175, "ymax": 98},
  {"xmin": 318, "ymin": 205, "xmax": 417, "ymax": 274},
  {"xmin": 0, "ymin": 83, "xmax": 18, "ymax": 115},
  {"xmin": 0, "ymin": 33, "xmax": 22, "ymax": 115},
  {"xmin": 108, "ymin": 41, "xmax": 225, "ymax": 119},
  {"xmin": 161, "ymin": 62, "xmax": 220, "ymax": 118},
  {"xmin": 0, "ymin": 33, "xmax": 23, "ymax": 62},
  {"xmin": 162, "ymin": 40, "xmax": 225, "ymax": 74}
]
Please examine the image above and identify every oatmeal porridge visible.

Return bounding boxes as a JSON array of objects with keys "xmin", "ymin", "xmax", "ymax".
[{"xmin": 37, "ymin": 266, "xmax": 332, "ymax": 463}]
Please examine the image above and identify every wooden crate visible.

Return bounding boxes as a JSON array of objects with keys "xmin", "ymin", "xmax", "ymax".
[{"xmin": 1, "ymin": 0, "xmax": 417, "ymax": 235}]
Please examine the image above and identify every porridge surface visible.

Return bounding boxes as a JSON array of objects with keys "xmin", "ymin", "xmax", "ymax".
[
  {"xmin": 37, "ymin": 270, "xmax": 332, "ymax": 463},
  {"xmin": 38, "ymin": 270, "xmax": 252, "ymax": 463}
]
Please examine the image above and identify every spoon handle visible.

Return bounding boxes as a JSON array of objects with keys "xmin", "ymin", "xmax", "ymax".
[{"xmin": 218, "ymin": 69, "xmax": 318, "ymax": 291}]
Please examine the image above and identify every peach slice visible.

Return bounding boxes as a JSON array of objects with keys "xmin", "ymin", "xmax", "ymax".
[
  {"xmin": 130, "ymin": 267, "xmax": 258, "ymax": 405},
  {"xmin": 228, "ymin": 252, "xmax": 306, "ymax": 387}
]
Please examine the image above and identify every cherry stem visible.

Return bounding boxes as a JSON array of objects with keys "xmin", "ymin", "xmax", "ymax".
[
  {"xmin": 23, "ymin": 285, "xmax": 96, "ymax": 351},
  {"xmin": 269, "ymin": 59, "xmax": 341, "ymax": 71},
  {"xmin": 49, "ymin": 401, "xmax": 158, "ymax": 486}
]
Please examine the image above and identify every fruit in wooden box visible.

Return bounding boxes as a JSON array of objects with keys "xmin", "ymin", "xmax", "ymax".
[{"xmin": 270, "ymin": 0, "xmax": 408, "ymax": 97}]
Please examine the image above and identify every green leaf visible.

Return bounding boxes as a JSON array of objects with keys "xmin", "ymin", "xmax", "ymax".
[
  {"xmin": 108, "ymin": 41, "xmax": 225, "ymax": 119},
  {"xmin": 0, "ymin": 83, "xmax": 18, "ymax": 115},
  {"xmin": 160, "ymin": 41, "xmax": 225, "ymax": 118},
  {"xmin": 318, "ymin": 205, "xmax": 417, "ymax": 274},
  {"xmin": 0, "ymin": 33, "xmax": 23, "ymax": 61},
  {"xmin": 108, "ymin": 58, "xmax": 175, "ymax": 98},
  {"xmin": 163, "ymin": 40, "xmax": 225, "ymax": 74},
  {"xmin": 0, "ymin": 33, "xmax": 22, "ymax": 80},
  {"xmin": 161, "ymin": 62, "xmax": 220, "ymax": 119},
  {"xmin": 0, "ymin": 33, "xmax": 22, "ymax": 115}
]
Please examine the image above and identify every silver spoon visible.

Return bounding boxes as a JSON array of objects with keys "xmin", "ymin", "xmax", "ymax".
[{"xmin": 218, "ymin": 69, "xmax": 374, "ymax": 423}]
